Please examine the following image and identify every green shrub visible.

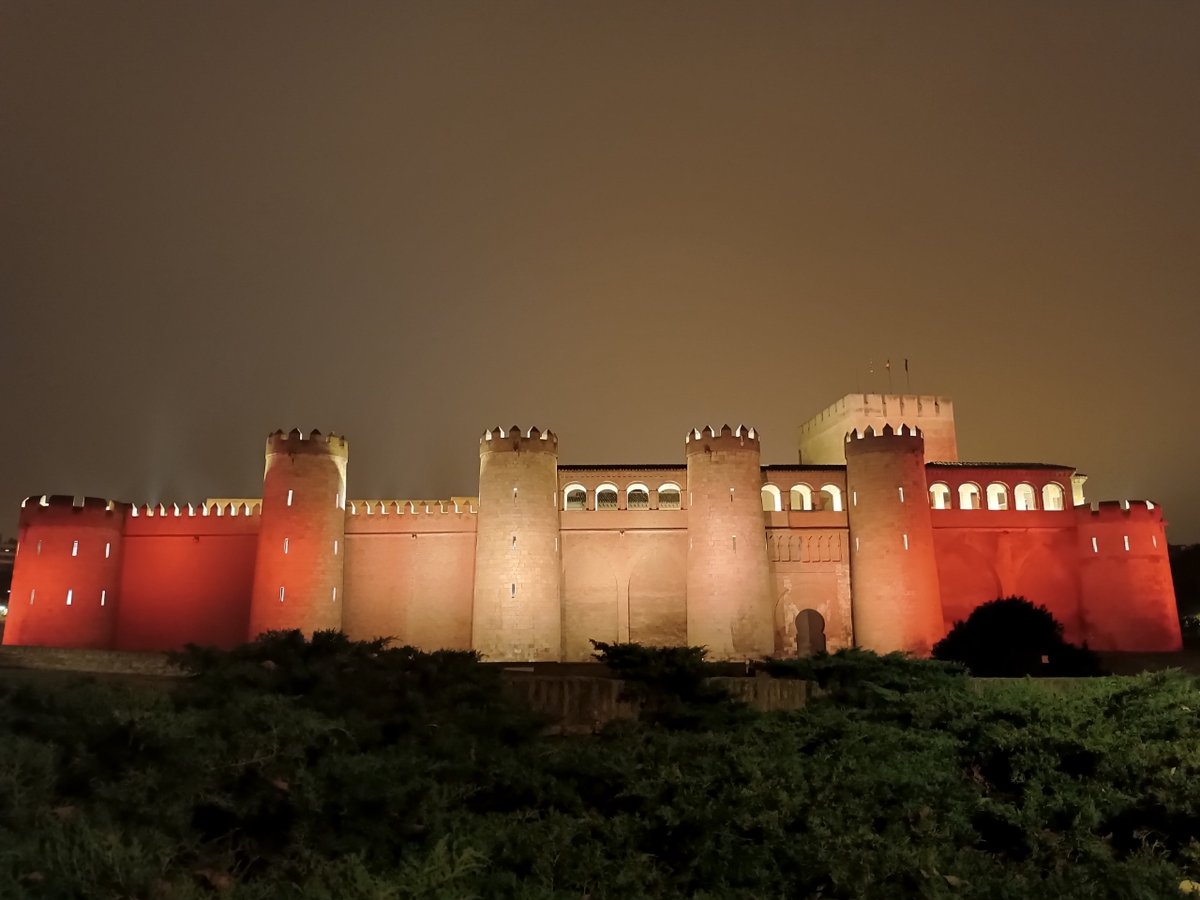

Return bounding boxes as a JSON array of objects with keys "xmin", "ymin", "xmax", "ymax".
[{"xmin": 933, "ymin": 597, "xmax": 1104, "ymax": 677}]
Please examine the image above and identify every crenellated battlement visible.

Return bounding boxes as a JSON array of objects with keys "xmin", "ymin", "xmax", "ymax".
[
  {"xmin": 266, "ymin": 428, "xmax": 349, "ymax": 458},
  {"xmin": 799, "ymin": 394, "xmax": 952, "ymax": 434},
  {"xmin": 19, "ymin": 495, "xmax": 127, "ymax": 527},
  {"xmin": 844, "ymin": 423, "xmax": 923, "ymax": 443},
  {"xmin": 127, "ymin": 500, "xmax": 262, "ymax": 519},
  {"xmin": 1080, "ymin": 500, "xmax": 1163, "ymax": 524},
  {"xmin": 347, "ymin": 498, "xmax": 479, "ymax": 516},
  {"xmin": 479, "ymin": 425, "xmax": 558, "ymax": 455},
  {"xmin": 684, "ymin": 424, "xmax": 760, "ymax": 454}
]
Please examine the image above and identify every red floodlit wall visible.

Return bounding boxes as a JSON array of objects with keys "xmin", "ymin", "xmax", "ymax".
[
  {"xmin": 931, "ymin": 510, "xmax": 1085, "ymax": 643},
  {"xmin": 5, "ymin": 497, "xmax": 125, "ymax": 649},
  {"xmin": 1076, "ymin": 502, "xmax": 1181, "ymax": 651},
  {"xmin": 341, "ymin": 502, "xmax": 477, "ymax": 650},
  {"xmin": 116, "ymin": 505, "xmax": 259, "ymax": 651}
]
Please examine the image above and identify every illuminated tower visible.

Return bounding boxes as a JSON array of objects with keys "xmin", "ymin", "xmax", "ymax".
[
  {"xmin": 684, "ymin": 425, "xmax": 774, "ymax": 659},
  {"xmin": 472, "ymin": 426, "xmax": 562, "ymax": 661},
  {"xmin": 248, "ymin": 429, "xmax": 347, "ymax": 637},
  {"xmin": 844, "ymin": 424, "xmax": 943, "ymax": 655},
  {"xmin": 4, "ymin": 496, "xmax": 125, "ymax": 649}
]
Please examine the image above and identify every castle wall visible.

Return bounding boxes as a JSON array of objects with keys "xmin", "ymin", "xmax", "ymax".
[
  {"xmin": 765, "ymin": 523, "xmax": 852, "ymax": 655},
  {"xmin": 341, "ymin": 502, "xmax": 476, "ymax": 650},
  {"xmin": 798, "ymin": 394, "xmax": 958, "ymax": 464},
  {"xmin": 116, "ymin": 507, "xmax": 258, "ymax": 651},
  {"xmin": 560, "ymin": 512, "xmax": 688, "ymax": 661},
  {"xmin": 1075, "ymin": 502, "xmax": 1180, "ymax": 651},
  {"xmin": 931, "ymin": 512, "xmax": 1084, "ymax": 643}
]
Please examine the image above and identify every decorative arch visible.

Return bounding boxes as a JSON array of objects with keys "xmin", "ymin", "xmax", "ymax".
[
  {"xmin": 986, "ymin": 482, "xmax": 1010, "ymax": 511},
  {"xmin": 626, "ymin": 483, "xmax": 650, "ymax": 510},
  {"xmin": 789, "ymin": 484, "xmax": 813, "ymax": 511},
  {"xmin": 595, "ymin": 483, "xmax": 619, "ymax": 510},
  {"xmin": 929, "ymin": 483, "xmax": 952, "ymax": 510},
  {"xmin": 819, "ymin": 484, "xmax": 843, "ymax": 512},
  {"xmin": 562, "ymin": 483, "xmax": 587, "ymax": 511},
  {"xmin": 656, "ymin": 483, "xmax": 682, "ymax": 510},
  {"xmin": 1014, "ymin": 483, "xmax": 1037, "ymax": 511},
  {"xmin": 1042, "ymin": 482, "xmax": 1065, "ymax": 511},
  {"xmin": 761, "ymin": 484, "xmax": 782, "ymax": 512},
  {"xmin": 958, "ymin": 483, "xmax": 981, "ymax": 510}
]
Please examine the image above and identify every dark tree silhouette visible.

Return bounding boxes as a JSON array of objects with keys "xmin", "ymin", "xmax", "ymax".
[{"xmin": 932, "ymin": 597, "xmax": 1103, "ymax": 677}]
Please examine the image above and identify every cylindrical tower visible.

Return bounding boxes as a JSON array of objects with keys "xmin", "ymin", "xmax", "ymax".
[
  {"xmin": 248, "ymin": 429, "xmax": 348, "ymax": 638},
  {"xmin": 472, "ymin": 426, "xmax": 562, "ymax": 661},
  {"xmin": 685, "ymin": 425, "xmax": 774, "ymax": 659},
  {"xmin": 844, "ymin": 424, "xmax": 943, "ymax": 655},
  {"xmin": 4, "ymin": 495, "xmax": 125, "ymax": 649}
]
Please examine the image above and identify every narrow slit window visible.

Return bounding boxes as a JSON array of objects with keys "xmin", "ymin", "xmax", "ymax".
[
  {"xmin": 279, "ymin": 585, "xmax": 285, "ymax": 602},
  {"xmin": 902, "ymin": 533, "xmax": 909, "ymax": 550},
  {"xmin": 287, "ymin": 489, "xmax": 294, "ymax": 506},
  {"xmin": 105, "ymin": 542, "xmax": 111, "ymax": 559},
  {"xmin": 66, "ymin": 589, "xmax": 73, "ymax": 606},
  {"xmin": 1153, "ymin": 535, "xmax": 1158, "ymax": 548},
  {"xmin": 1091, "ymin": 537, "xmax": 1099, "ymax": 553},
  {"xmin": 898, "ymin": 487, "xmax": 905, "ymax": 503},
  {"xmin": 332, "ymin": 587, "xmax": 337, "ymax": 602},
  {"xmin": 510, "ymin": 583, "xmax": 516, "ymax": 598},
  {"xmin": 71, "ymin": 540, "xmax": 79, "ymax": 557},
  {"xmin": 732, "ymin": 535, "xmax": 737, "ymax": 550},
  {"xmin": 511, "ymin": 535, "xmax": 517, "ymax": 550},
  {"xmin": 855, "ymin": 537, "xmax": 860, "ymax": 552},
  {"xmin": 100, "ymin": 589, "xmax": 107, "ymax": 607},
  {"xmin": 333, "ymin": 539, "xmax": 339, "ymax": 555},
  {"xmin": 283, "ymin": 537, "xmax": 289, "ymax": 554},
  {"xmin": 36, "ymin": 540, "xmax": 42, "ymax": 555},
  {"xmin": 30, "ymin": 588, "xmax": 35, "ymax": 604},
  {"xmin": 1123, "ymin": 535, "xmax": 1130, "ymax": 551}
]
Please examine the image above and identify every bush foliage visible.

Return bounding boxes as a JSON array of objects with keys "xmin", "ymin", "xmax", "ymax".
[
  {"xmin": 933, "ymin": 596, "xmax": 1104, "ymax": 677},
  {"xmin": 2, "ymin": 632, "xmax": 1199, "ymax": 898}
]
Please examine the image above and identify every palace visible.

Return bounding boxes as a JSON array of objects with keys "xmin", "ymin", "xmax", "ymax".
[{"xmin": 3, "ymin": 393, "xmax": 1182, "ymax": 659}]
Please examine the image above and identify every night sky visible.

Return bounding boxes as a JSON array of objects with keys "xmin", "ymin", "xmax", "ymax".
[{"xmin": 2, "ymin": 2, "xmax": 1197, "ymax": 541}]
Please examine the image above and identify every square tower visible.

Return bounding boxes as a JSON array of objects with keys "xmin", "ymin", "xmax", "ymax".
[{"xmin": 797, "ymin": 393, "xmax": 958, "ymax": 464}]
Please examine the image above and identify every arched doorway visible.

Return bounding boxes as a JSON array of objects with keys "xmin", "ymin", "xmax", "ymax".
[{"xmin": 795, "ymin": 609, "xmax": 826, "ymax": 657}]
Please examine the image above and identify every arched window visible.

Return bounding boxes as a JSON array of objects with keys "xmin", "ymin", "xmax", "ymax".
[
  {"xmin": 657, "ymin": 483, "xmax": 681, "ymax": 509},
  {"xmin": 789, "ymin": 484, "xmax": 813, "ymax": 511},
  {"xmin": 929, "ymin": 483, "xmax": 952, "ymax": 510},
  {"xmin": 1014, "ymin": 483, "xmax": 1037, "ymax": 511},
  {"xmin": 819, "ymin": 484, "xmax": 843, "ymax": 512},
  {"xmin": 986, "ymin": 483, "xmax": 1009, "ymax": 510},
  {"xmin": 563, "ymin": 484, "xmax": 587, "ymax": 511},
  {"xmin": 1042, "ymin": 482, "xmax": 1065, "ymax": 511},
  {"xmin": 958, "ymin": 483, "xmax": 981, "ymax": 510},
  {"xmin": 627, "ymin": 483, "xmax": 650, "ymax": 510},
  {"xmin": 761, "ymin": 484, "xmax": 782, "ymax": 512},
  {"xmin": 596, "ymin": 483, "xmax": 618, "ymax": 510}
]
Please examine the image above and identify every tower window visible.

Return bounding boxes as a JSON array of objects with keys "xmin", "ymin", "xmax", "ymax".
[
  {"xmin": 333, "ymin": 540, "xmax": 339, "ymax": 555},
  {"xmin": 332, "ymin": 587, "xmax": 337, "ymax": 602},
  {"xmin": 36, "ymin": 540, "xmax": 42, "ymax": 555},
  {"xmin": 279, "ymin": 586, "xmax": 285, "ymax": 602},
  {"xmin": 510, "ymin": 583, "xmax": 516, "ymax": 598},
  {"xmin": 100, "ymin": 589, "xmax": 106, "ymax": 607},
  {"xmin": 1091, "ymin": 537, "xmax": 1099, "ymax": 553},
  {"xmin": 283, "ymin": 538, "xmax": 289, "ymax": 554},
  {"xmin": 287, "ymin": 489, "xmax": 294, "ymax": 506},
  {"xmin": 66, "ymin": 589, "xmax": 73, "ymax": 606},
  {"xmin": 898, "ymin": 487, "xmax": 905, "ymax": 503},
  {"xmin": 1124, "ymin": 535, "xmax": 1130, "ymax": 551},
  {"xmin": 30, "ymin": 588, "xmax": 35, "ymax": 604},
  {"xmin": 105, "ymin": 542, "xmax": 111, "ymax": 559},
  {"xmin": 902, "ymin": 533, "xmax": 909, "ymax": 550},
  {"xmin": 71, "ymin": 540, "xmax": 79, "ymax": 557}
]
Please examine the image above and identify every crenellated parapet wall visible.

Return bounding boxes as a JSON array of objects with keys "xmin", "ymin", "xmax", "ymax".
[
  {"xmin": 345, "ymin": 498, "xmax": 479, "ymax": 535},
  {"xmin": 481, "ymin": 425, "xmax": 558, "ymax": 455},
  {"xmin": 1073, "ymin": 499, "xmax": 1180, "ymax": 651},
  {"xmin": 5, "ymin": 496, "xmax": 128, "ymax": 649},
  {"xmin": 799, "ymin": 394, "xmax": 958, "ymax": 464},
  {"xmin": 266, "ymin": 428, "xmax": 349, "ymax": 459}
]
